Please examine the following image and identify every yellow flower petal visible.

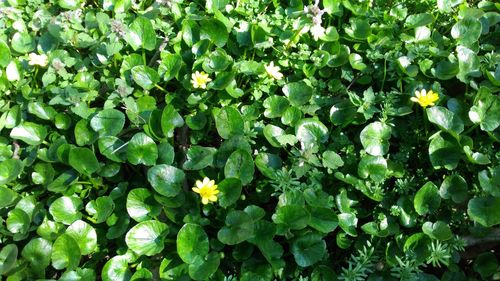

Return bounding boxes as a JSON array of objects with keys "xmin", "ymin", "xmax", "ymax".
[{"xmin": 192, "ymin": 187, "xmax": 200, "ymax": 193}]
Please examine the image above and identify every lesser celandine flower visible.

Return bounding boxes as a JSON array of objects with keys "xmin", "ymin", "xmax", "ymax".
[
  {"xmin": 191, "ymin": 71, "xmax": 212, "ymax": 89},
  {"xmin": 192, "ymin": 177, "xmax": 219, "ymax": 205},
  {"xmin": 265, "ymin": 61, "xmax": 283, "ymax": 80},
  {"xmin": 411, "ymin": 89, "xmax": 439, "ymax": 108},
  {"xmin": 28, "ymin": 53, "xmax": 48, "ymax": 67}
]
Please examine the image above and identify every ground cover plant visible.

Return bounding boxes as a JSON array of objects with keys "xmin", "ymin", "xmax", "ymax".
[{"xmin": 0, "ymin": 0, "xmax": 499, "ymax": 280}]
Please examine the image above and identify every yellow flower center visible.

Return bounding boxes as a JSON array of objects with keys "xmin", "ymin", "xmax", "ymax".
[
  {"xmin": 411, "ymin": 89, "xmax": 439, "ymax": 108},
  {"xmin": 192, "ymin": 177, "xmax": 219, "ymax": 205}
]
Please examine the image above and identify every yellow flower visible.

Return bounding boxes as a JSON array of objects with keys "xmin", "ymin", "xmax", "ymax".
[
  {"xmin": 28, "ymin": 53, "xmax": 48, "ymax": 67},
  {"xmin": 265, "ymin": 61, "xmax": 283, "ymax": 80},
  {"xmin": 192, "ymin": 177, "xmax": 219, "ymax": 205},
  {"xmin": 191, "ymin": 71, "xmax": 212, "ymax": 89},
  {"xmin": 411, "ymin": 89, "xmax": 439, "ymax": 108}
]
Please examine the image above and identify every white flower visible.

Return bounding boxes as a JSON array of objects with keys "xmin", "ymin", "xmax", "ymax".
[
  {"xmin": 310, "ymin": 24, "xmax": 325, "ymax": 41},
  {"xmin": 265, "ymin": 61, "xmax": 283, "ymax": 80},
  {"xmin": 28, "ymin": 53, "xmax": 48, "ymax": 67}
]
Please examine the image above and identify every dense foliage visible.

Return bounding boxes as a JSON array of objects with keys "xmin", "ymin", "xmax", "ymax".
[{"xmin": 0, "ymin": 0, "xmax": 499, "ymax": 280}]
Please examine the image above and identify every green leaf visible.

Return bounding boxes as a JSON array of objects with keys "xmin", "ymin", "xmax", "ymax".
[
  {"xmin": 98, "ymin": 136, "xmax": 127, "ymax": 162},
  {"xmin": 283, "ymin": 81, "xmax": 313, "ymax": 106},
  {"xmin": 131, "ymin": 65, "xmax": 160, "ymax": 90},
  {"xmin": 200, "ymin": 19, "xmax": 228, "ymax": 47},
  {"xmin": 451, "ymin": 17, "xmax": 482, "ymax": 47},
  {"xmin": 177, "ymin": 223, "xmax": 209, "ymax": 264},
  {"xmin": 11, "ymin": 32, "xmax": 35, "ymax": 53},
  {"xmin": 429, "ymin": 132, "xmax": 462, "ymax": 170},
  {"xmin": 338, "ymin": 213, "xmax": 358, "ymax": 237},
  {"xmin": 161, "ymin": 105, "xmax": 184, "ymax": 138},
  {"xmin": 295, "ymin": 118, "xmax": 329, "ymax": 147},
  {"xmin": 21, "ymin": 238, "xmax": 52, "ymax": 271},
  {"xmin": 60, "ymin": 268, "xmax": 96, "ymax": 281},
  {"xmin": 468, "ymin": 87, "xmax": 500, "ymax": 132},
  {"xmin": 414, "ymin": 182, "xmax": 441, "ymax": 216},
  {"xmin": 272, "ymin": 205, "xmax": 310, "ymax": 231},
  {"xmin": 28, "ymin": 102, "xmax": 57, "ymax": 120},
  {"xmin": 74, "ymin": 119, "xmax": 98, "ymax": 146},
  {"xmin": 291, "ymin": 233, "xmax": 326, "ymax": 267},
  {"xmin": 322, "ymin": 151, "xmax": 344, "ymax": 171},
  {"xmin": 10, "ymin": 122, "xmax": 47, "ymax": 145},
  {"xmin": 51, "ymin": 234, "xmax": 81, "ymax": 270},
  {"xmin": 224, "ymin": 149, "xmax": 254, "ymax": 186},
  {"xmin": 69, "ymin": 147, "xmax": 100, "ymax": 175},
  {"xmin": 214, "ymin": 107, "xmax": 244, "ymax": 139},
  {"xmin": 0, "ymin": 39, "xmax": 11, "ymax": 67},
  {"xmin": 90, "ymin": 109, "xmax": 125, "ymax": 136},
  {"xmin": 127, "ymin": 132, "xmax": 158, "ymax": 166},
  {"xmin": 147, "ymin": 164, "xmax": 185, "ymax": 197},
  {"xmin": 473, "ymin": 252, "xmax": 498, "ymax": 279},
  {"xmin": 126, "ymin": 188, "xmax": 161, "ymax": 222},
  {"xmin": 348, "ymin": 53, "xmax": 367, "ymax": 71},
  {"xmin": 188, "ymin": 252, "xmax": 220, "ymax": 281},
  {"xmin": 6, "ymin": 208, "xmax": 30, "ymax": 234},
  {"xmin": 0, "ymin": 186, "xmax": 19, "ymax": 208},
  {"xmin": 426, "ymin": 106, "xmax": 464, "ymax": 138},
  {"xmin": 359, "ymin": 121, "xmax": 391, "ymax": 156},
  {"xmin": 217, "ymin": 210, "xmax": 254, "ymax": 245},
  {"xmin": 49, "ymin": 196, "xmax": 83, "ymax": 225},
  {"xmin": 183, "ymin": 146, "xmax": 216, "ymax": 170},
  {"xmin": 467, "ymin": 197, "xmax": 500, "ymax": 227},
  {"xmin": 218, "ymin": 177, "xmax": 242, "ymax": 208},
  {"xmin": 345, "ymin": 18, "xmax": 371, "ymax": 39},
  {"xmin": 405, "ymin": 13, "xmax": 434, "ymax": 28},
  {"xmin": 456, "ymin": 45, "xmax": 480, "ymax": 82},
  {"xmin": 0, "ymin": 244, "xmax": 18, "ymax": 275},
  {"xmin": 85, "ymin": 196, "xmax": 115, "ymax": 224},
  {"xmin": 439, "ymin": 175, "xmax": 468, "ymax": 203},
  {"xmin": 66, "ymin": 220, "xmax": 97, "ymax": 255},
  {"xmin": 263, "ymin": 96, "xmax": 289, "ymax": 118},
  {"xmin": 329, "ymin": 100, "xmax": 357, "ymax": 126},
  {"xmin": 357, "ymin": 155, "xmax": 387, "ymax": 183},
  {"xmin": 422, "ymin": 221, "xmax": 452, "ymax": 241},
  {"xmin": 0, "ymin": 159, "xmax": 23, "ymax": 185},
  {"xmin": 263, "ymin": 124, "xmax": 285, "ymax": 148},
  {"xmin": 125, "ymin": 220, "xmax": 169, "ymax": 256},
  {"xmin": 437, "ymin": 0, "xmax": 463, "ymax": 13},
  {"xmin": 478, "ymin": 166, "xmax": 500, "ymax": 197},
  {"xmin": 308, "ymin": 207, "xmax": 338, "ymax": 233},
  {"xmin": 125, "ymin": 16, "xmax": 156, "ymax": 51},
  {"xmin": 102, "ymin": 255, "xmax": 132, "ymax": 281}
]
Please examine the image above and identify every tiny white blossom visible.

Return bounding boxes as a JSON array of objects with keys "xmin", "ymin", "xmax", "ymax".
[
  {"xmin": 28, "ymin": 53, "xmax": 48, "ymax": 67},
  {"xmin": 265, "ymin": 61, "xmax": 283, "ymax": 80},
  {"xmin": 310, "ymin": 24, "xmax": 325, "ymax": 41}
]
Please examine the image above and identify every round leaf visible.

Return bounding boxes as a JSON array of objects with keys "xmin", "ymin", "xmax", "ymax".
[
  {"xmin": 69, "ymin": 147, "xmax": 100, "ymax": 175},
  {"xmin": 283, "ymin": 81, "xmax": 313, "ymax": 106},
  {"xmin": 0, "ymin": 159, "xmax": 23, "ymax": 185},
  {"xmin": 90, "ymin": 109, "xmax": 125, "ymax": 136},
  {"xmin": 51, "ymin": 234, "xmax": 81, "ymax": 270},
  {"xmin": 214, "ymin": 107, "xmax": 244, "ymax": 139},
  {"xmin": 21, "ymin": 238, "xmax": 52, "ymax": 271},
  {"xmin": 127, "ymin": 132, "xmax": 158, "ymax": 166},
  {"xmin": 360, "ymin": 121, "xmax": 391, "ymax": 156},
  {"xmin": 131, "ymin": 65, "xmax": 160, "ymax": 90},
  {"xmin": 66, "ymin": 220, "xmax": 98, "ymax": 255},
  {"xmin": 295, "ymin": 118, "xmax": 329, "ymax": 147},
  {"xmin": 125, "ymin": 220, "xmax": 169, "ymax": 256},
  {"xmin": 10, "ymin": 122, "xmax": 47, "ymax": 145},
  {"xmin": 414, "ymin": 182, "xmax": 441, "ymax": 216},
  {"xmin": 224, "ymin": 149, "xmax": 254, "ymax": 186},
  {"xmin": 217, "ymin": 211, "xmax": 254, "ymax": 245},
  {"xmin": 291, "ymin": 233, "xmax": 326, "ymax": 267},
  {"xmin": 0, "ymin": 244, "xmax": 18, "ymax": 275},
  {"xmin": 49, "ymin": 196, "xmax": 83, "ymax": 225},
  {"xmin": 188, "ymin": 252, "xmax": 220, "ymax": 281},
  {"xmin": 147, "ymin": 164, "xmax": 185, "ymax": 197},
  {"xmin": 439, "ymin": 175, "xmax": 468, "ymax": 203},
  {"xmin": 126, "ymin": 188, "xmax": 161, "ymax": 222},
  {"xmin": 102, "ymin": 255, "xmax": 132, "ymax": 281},
  {"xmin": 218, "ymin": 177, "xmax": 242, "ymax": 208},
  {"xmin": 177, "ymin": 223, "xmax": 209, "ymax": 264},
  {"xmin": 467, "ymin": 197, "xmax": 500, "ymax": 227},
  {"xmin": 422, "ymin": 221, "xmax": 452, "ymax": 241}
]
